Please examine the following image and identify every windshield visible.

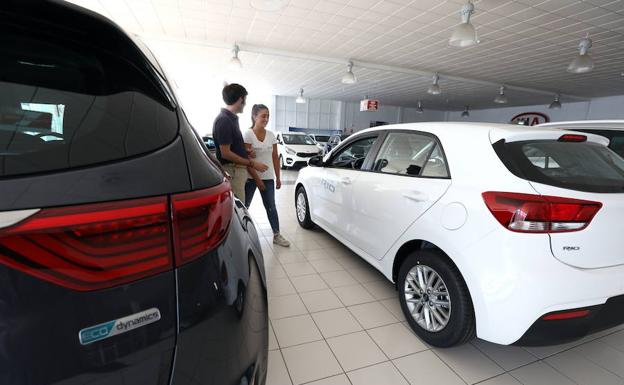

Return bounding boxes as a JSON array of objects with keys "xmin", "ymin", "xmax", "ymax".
[
  {"xmin": 283, "ymin": 134, "xmax": 316, "ymax": 145},
  {"xmin": 494, "ymin": 139, "xmax": 624, "ymax": 193},
  {"xmin": 314, "ymin": 135, "xmax": 330, "ymax": 142}
]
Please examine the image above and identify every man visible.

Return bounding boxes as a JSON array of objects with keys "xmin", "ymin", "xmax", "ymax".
[{"xmin": 213, "ymin": 83, "xmax": 268, "ymax": 201}]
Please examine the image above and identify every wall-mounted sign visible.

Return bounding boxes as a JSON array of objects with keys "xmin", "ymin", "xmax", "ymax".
[
  {"xmin": 511, "ymin": 112, "xmax": 549, "ymax": 126},
  {"xmin": 360, "ymin": 99, "xmax": 379, "ymax": 111}
]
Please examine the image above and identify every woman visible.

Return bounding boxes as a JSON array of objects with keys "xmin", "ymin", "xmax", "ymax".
[{"xmin": 243, "ymin": 104, "xmax": 290, "ymax": 247}]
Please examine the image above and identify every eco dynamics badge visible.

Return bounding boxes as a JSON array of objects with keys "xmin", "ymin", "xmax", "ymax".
[{"xmin": 79, "ymin": 308, "xmax": 161, "ymax": 345}]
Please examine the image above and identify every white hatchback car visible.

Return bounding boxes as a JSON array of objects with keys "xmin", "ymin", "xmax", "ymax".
[
  {"xmin": 276, "ymin": 132, "xmax": 322, "ymax": 169},
  {"xmin": 295, "ymin": 122, "xmax": 624, "ymax": 347}
]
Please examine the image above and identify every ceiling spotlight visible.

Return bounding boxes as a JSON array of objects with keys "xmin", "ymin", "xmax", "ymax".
[
  {"xmin": 449, "ymin": 1, "xmax": 478, "ymax": 47},
  {"xmin": 461, "ymin": 105, "xmax": 470, "ymax": 117},
  {"xmin": 296, "ymin": 88, "xmax": 306, "ymax": 104},
  {"xmin": 250, "ymin": 0, "xmax": 289, "ymax": 12},
  {"xmin": 416, "ymin": 100, "xmax": 424, "ymax": 114},
  {"xmin": 494, "ymin": 85, "xmax": 508, "ymax": 104},
  {"xmin": 427, "ymin": 73, "xmax": 442, "ymax": 95},
  {"xmin": 341, "ymin": 61, "xmax": 357, "ymax": 84},
  {"xmin": 228, "ymin": 44, "xmax": 242, "ymax": 71},
  {"xmin": 549, "ymin": 94, "xmax": 562, "ymax": 109},
  {"xmin": 567, "ymin": 35, "xmax": 594, "ymax": 74}
]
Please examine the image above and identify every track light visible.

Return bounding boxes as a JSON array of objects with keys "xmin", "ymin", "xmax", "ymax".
[
  {"xmin": 449, "ymin": 1, "xmax": 478, "ymax": 47},
  {"xmin": 427, "ymin": 73, "xmax": 441, "ymax": 95},
  {"xmin": 567, "ymin": 35, "xmax": 594, "ymax": 74},
  {"xmin": 228, "ymin": 44, "xmax": 242, "ymax": 70},
  {"xmin": 549, "ymin": 94, "xmax": 562, "ymax": 109},
  {"xmin": 341, "ymin": 61, "xmax": 357, "ymax": 84},
  {"xmin": 461, "ymin": 105, "xmax": 470, "ymax": 117},
  {"xmin": 296, "ymin": 88, "xmax": 306, "ymax": 104},
  {"xmin": 494, "ymin": 85, "xmax": 508, "ymax": 104},
  {"xmin": 416, "ymin": 100, "xmax": 424, "ymax": 114}
]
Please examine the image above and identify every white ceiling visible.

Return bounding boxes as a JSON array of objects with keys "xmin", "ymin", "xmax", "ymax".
[{"xmin": 66, "ymin": 0, "xmax": 624, "ymax": 109}]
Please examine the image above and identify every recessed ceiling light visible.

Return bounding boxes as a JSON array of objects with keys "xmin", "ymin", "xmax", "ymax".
[{"xmin": 250, "ymin": 0, "xmax": 289, "ymax": 12}]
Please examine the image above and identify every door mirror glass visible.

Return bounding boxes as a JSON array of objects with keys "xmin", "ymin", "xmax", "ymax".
[{"xmin": 308, "ymin": 155, "xmax": 324, "ymax": 167}]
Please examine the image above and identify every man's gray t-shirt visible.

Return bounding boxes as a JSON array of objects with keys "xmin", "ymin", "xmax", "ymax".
[{"xmin": 212, "ymin": 108, "xmax": 248, "ymax": 165}]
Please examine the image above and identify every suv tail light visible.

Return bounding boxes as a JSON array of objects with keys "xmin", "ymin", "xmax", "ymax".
[
  {"xmin": 0, "ymin": 197, "xmax": 172, "ymax": 291},
  {"xmin": 0, "ymin": 182, "xmax": 233, "ymax": 291},
  {"xmin": 171, "ymin": 182, "xmax": 233, "ymax": 265},
  {"xmin": 482, "ymin": 192, "xmax": 602, "ymax": 233}
]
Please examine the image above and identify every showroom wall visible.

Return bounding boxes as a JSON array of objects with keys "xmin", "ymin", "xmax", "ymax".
[
  {"xmin": 273, "ymin": 96, "xmax": 342, "ymax": 133},
  {"xmin": 445, "ymin": 95, "xmax": 624, "ymax": 123}
]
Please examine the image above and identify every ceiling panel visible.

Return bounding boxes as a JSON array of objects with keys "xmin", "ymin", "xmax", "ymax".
[{"xmin": 64, "ymin": 0, "xmax": 624, "ymax": 109}]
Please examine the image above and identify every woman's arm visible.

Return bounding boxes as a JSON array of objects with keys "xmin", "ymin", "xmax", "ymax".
[
  {"xmin": 273, "ymin": 143, "xmax": 281, "ymax": 189},
  {"xmin": 245, "ymin": 143, "xmax": 265, "ymax": 191}
]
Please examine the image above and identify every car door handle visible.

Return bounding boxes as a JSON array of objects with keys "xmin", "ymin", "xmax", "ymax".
[
  {"xmin": 340, "ymin": 177, "xmax": 352, "ymax": 185},
  {"xmin": 402, "ymin": 192, "xmax": 428, "ymax": 202}
]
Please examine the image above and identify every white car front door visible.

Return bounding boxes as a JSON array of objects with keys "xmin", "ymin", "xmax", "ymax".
[
  {"xmin": 311, "ymin": 135, "xmax": 381, "ymax": 239},
  {"xmin": 349, "ymin": 131, "xmax": 452, "ymax": 259}
]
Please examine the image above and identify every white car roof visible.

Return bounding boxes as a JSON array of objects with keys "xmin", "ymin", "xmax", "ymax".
[
  {"xmin": 282, "ymin": 132, "xmax": 308, "ymax": 135},
  {"xmin": 537, "ymin": 120, "xmax": 624, "ymax": 131}
]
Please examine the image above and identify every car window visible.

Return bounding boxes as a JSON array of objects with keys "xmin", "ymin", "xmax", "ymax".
[
  {"xmin": 315, "ymin": 135, "xmax": 330, "ymax": 142},
  {"xmin": 609, "ymin": 135, "xmax": 624, "ymax": 158},
  {"xmin": 283, "ymin": 134, "xmax": 316, "ymax": 145},
  {"xmin": 203, "ymin": 136, "xmax": 215, "ymax": 149},
  {"xmin": 421, "ymin": 144, "xmax": 449, "ymax": 178},
  {"xmin": 329, "ymin": 137, "xmax": 377, "ymax": 170},
  {"xmin": 373, "ymin": 132, "xmax": 437, "ymax": 176},
  {"xmin": 494, "ymin": 139, "xmax": 624, "ymax": 193},
  {"xmin": 1, "ymin": 24, "xmax": 177, "ymax": 178}
]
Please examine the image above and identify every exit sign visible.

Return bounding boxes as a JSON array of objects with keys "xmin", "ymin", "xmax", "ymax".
[{"xmin": 360, "ymin": 99, "xmax": 379, "ymax": 111}]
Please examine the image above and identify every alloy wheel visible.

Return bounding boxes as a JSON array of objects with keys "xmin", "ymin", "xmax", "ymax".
[{"xmin": 404, "ymin": 264, "xmax": 452, "ymax": 332}]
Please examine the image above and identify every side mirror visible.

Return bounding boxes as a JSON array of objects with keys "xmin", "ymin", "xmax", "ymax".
[{"xmin": 308, "ymin": 155, "xmax": 324, "ymax": 167}]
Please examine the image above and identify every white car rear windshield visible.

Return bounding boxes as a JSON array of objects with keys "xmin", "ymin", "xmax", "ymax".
[{"xmin": 494, "ymin": 139, "xmax": 624, "ymax": 193}]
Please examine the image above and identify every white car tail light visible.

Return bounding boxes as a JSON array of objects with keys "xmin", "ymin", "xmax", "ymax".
[{"xmin": 482, "ymin": 192, "xmax": 602, "ymax": 233}]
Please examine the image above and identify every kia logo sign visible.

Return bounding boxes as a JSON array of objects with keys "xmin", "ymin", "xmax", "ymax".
[{"xmin": 511, "ymin": 112, "xmax": 549, "ymax": 126}]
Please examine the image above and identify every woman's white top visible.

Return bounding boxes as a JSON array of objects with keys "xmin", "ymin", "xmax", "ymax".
[{"xmin": 243, "ymin": 128, "xmax": 277, "ymax": 180}]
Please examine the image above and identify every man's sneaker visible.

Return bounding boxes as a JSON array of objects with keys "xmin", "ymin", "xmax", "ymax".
[{"xmin": 273, "ymin": 233, "xmax": 291, "ymax": 247}]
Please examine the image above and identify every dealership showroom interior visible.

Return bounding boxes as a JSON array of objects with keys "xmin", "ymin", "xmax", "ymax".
[{"xmin": 4, "ymin": 0, "xmax": 624, "ymax": 384}]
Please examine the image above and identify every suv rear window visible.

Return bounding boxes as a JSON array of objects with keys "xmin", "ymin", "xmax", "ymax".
[
  {"xmin": 494, "ymin": 139, "xmax": 624, "ymax": 193},
  {"xmin": 0, "ymin": 22, "xmax": 178, "ymax": 178}
]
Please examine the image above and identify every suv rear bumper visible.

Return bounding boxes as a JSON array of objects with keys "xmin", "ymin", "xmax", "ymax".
[{"xmin": 515, "ymin": 294, "xmax": 624, "ymax": 346}]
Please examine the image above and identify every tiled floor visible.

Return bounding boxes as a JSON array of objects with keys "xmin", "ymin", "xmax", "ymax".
[{"xmin": 250, "ymin": 170, "xmax": 624, "ymax": 385}]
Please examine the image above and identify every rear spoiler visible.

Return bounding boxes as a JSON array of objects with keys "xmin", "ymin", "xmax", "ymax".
[{"xmin": 489, "ymin": 129, "xmax": 610, "ymax": 146}]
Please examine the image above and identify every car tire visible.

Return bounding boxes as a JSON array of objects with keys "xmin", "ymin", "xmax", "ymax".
[
  {"xmin": 295, "ymin": 186, "xmax": 314, "ymax": 229},
  {"xmin": 398, "ymin": 250, "xmax": 475, "ymax": 347},
  {"xmin": 280, "ymin": 155, "xmax": 287, "ymax": 170}
]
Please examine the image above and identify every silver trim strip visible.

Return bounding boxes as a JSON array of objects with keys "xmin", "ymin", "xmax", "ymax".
[{"xmin": 0, "ymin": 209, "xmax": 40, "ymax": 230}]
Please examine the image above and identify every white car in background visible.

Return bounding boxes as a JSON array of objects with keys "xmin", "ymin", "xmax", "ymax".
[
  {"xmin": 538, "ymin": 120, "xmax": 624, "ymax": 158},
  {"xmin": 295, "ymin": 122, "xmax": 624, "ymax": 347},
  {"xmin": 309, "ymin": 134, "xmax": 331, "ymax": 151},
  {"xmin": 276, "ymin": 132, "xmax": 322, "ymax": 169}
]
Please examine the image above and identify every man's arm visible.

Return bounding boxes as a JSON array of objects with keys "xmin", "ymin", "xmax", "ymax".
[{"xmin": 220, "ymin": 144, "xmax": 269, "ymax": 172}]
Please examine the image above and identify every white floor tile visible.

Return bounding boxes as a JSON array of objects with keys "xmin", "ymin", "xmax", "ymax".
[
  {"xmin": 267, "ymin": 350, "xmax": 293, "ymax": 385},
  {"xmin": 305, "ymin": 374, "xmax": 351, "ymax": 385},
  {"xmin": 363, "ymin": 280, "xmax": 397, "ymax": 300},
  {"xmin": 320, "ymin": 271, "xmax": 359, "ymax": 288},
  {"xmin": 472, "ymin": 339, "xmax": 538, "ymax": 371},
  {"xmin": 573, "ymin": 340, "xmax": 624, "ymax": 378},
  {"xmin": 269, "ymin": 321, "xmax": 279, "ymax": 350},
  {"xmin": 300, "ymin": 289, "xmax": 344, "ymax": 313},
  {"xmin": 272, "ymin": 314, "xmax": 323, "ymax": 348},
  {"xmin": 349, "ymin": 267, "xmax": 387, "ymax": 284},
  {"xmin": 282, "ymin": 341, "xmax": 343, "ymax": 385},
  {"xmin": 293, "ymin": 239, "xmax": 324, "ymax": 251},
  {"xmin": 510, "ymin": 361, "xmax": 576, "ymax": 385},
  {"xmin": 368, "ymin": 323, "xmax": 428, "ymax": 359},
  {"xmin": 334, "ymin": 284, "xmax": 376, "ymax": 306},
  {"xmin": 291, "ymin": 274, "xmax": 329, "ymax": 293},
  {"xmin": 282, "ymin": 261, "xmax": 318, "ymax": 277},
  {"xmin": 479, "ymin": 374, "xmax": 523, "ymax": 385},
  {"xmin": 276, "ymin": 251, "xmax": 309, "ymax": 264},
  {"xmin": 327, "ymin": 331, "xmax": 387, "ymax": 372},
  {"xmin": 433, "ymin": 343, "xmax": 504, "ymax": 384},
  {"xmin": 394, "ymin": 350, "xmax": 465, "ymax": 385},
  {"xmin": 348, "ymin": 301, "xmax": 399, "ymax": 329},
  {"xmin": 266, "ymin": 264, "xmax": 288, "ymax": 280},
  {"xmin": 310, "ymin": 258, "xmax": 344, "ymax": 273},
  {"xmin": 312, "ymin": 308, "xmax": 363, "ymax": 338},
  {"xmin": 347, "ymin": 362, "xmax": 409, "ymax": 385},
  {"xmin": 380, "ymin": 298, "xmax": 407, "ymax": 322},
  {"xmin": 268, "ymin": 278, "xmax": 297, "ymax": 298},
  {"xmin": 545, "ymin": 349, "xmax": 623, "ymax": 385},
  {"xmin": 269, "ymin": 294, "xmax": 308, "ymax": 320},
  {"xmin": 304, "ymin": 249, "xmax": 342, "ymax": 261},
  {"xmin": 600, "ymin": 330, "xmax": 624, "ymax": 352}
]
